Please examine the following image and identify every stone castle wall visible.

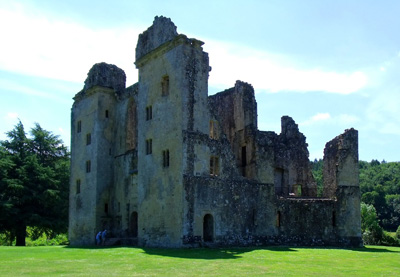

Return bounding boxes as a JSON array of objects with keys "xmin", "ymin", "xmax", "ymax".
[{"xmin": 69, "ymin": 16, "xmax": 362, "ymax": 247}]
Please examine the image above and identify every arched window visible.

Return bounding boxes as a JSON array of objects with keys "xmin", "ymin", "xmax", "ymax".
[{"xmin": 203, "ymin": 214, "xmax": 214, "ymax": 242}]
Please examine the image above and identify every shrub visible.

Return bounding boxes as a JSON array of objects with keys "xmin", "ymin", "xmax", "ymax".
[
  {"xmin": 396, "ymin": 225, "xmax": 400, "ymax": 239},
  {"xmin": 381, "ymin": 231, "xmax": 400, "ymax": 247},
  {"xmin": 26, "ymin": 233, "xmax": 69, "ymax": 246}
]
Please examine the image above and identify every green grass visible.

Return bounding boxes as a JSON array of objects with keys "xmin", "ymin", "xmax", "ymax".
[{"xmin": 0, "ymin": 245, "xmax": 399, "ymax": 276}]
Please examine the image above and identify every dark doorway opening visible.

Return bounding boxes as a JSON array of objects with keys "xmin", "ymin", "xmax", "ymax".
[
  {"xmin": 130, "ymin": 211, "xmax": 138, "ymax": 237},
  {"xmin": 203, "ymin": 214, "xmax": 214, "ymax": 242}
]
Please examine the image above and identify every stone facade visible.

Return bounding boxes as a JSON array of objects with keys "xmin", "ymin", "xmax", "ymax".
[{"xmin": 69, "ymin": 16, "xmax": 362, "ymax": 247}]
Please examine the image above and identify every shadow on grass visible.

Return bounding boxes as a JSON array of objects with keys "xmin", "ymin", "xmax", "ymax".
[
  {"xmin": 143, "ymin": 248, "xmax": 250, "ymax": 259},
  {"xmin": 64, "ymin": 245, "xmax": 399, "ymax": 260},
  {"xmin": 348, "ymin": 246, "xmax": 400, "ymax": 253}
]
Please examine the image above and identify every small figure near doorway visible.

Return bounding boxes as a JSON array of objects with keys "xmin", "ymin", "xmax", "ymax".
[
  {"xmin": 101, "ymin": 229, "xmax": 107, "ymax": 245},
  {"xmin": 96, "ymin": 231, "xmax": 102, "ymax": 245}
]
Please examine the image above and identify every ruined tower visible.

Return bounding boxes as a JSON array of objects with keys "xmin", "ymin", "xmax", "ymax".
[
  {"xmin": 69, "ymin": 63, "xmax": 125, "ymax": 244},
  {"xmin": 134, "ymin": 16, "xmax": 210, "ymax": 247}
]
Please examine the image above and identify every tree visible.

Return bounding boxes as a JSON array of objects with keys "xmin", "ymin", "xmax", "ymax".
[
  {"xmin": 361, "ymin": 202, "xmax": 383, "ymax": 245},
  {"xmin": 0, "ymin": 121, "xmax": 69, "ymax": 246}
]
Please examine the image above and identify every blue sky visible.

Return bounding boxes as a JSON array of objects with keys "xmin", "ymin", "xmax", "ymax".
[{"xmin": 1, "ymin": 0, "xmax": 399, "ymax": 162}]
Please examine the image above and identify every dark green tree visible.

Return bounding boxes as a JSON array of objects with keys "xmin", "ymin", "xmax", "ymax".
[{"xmin": 0, "ymin": 122, "xmax": 69, "ymax": 246}]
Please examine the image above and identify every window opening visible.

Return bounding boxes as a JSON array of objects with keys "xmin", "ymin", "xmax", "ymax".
[
  {"xmin": 146, "ymin": 139, "xmax": 152, "ymax": 155},
  {"xmin": 86, "ymin": 160, "xmax": 91, "ymax": 173},
  {"xmin": 209, "ymin": 120, "xmax": 219, "ymax": 139},
  {"xmin": 118, "ymin": 202, "xmax": 121, "ymax": 213},
  {"xmin": 130, "ymin": 212, "xmax": 138, "ymax": 237},
  {"xmin": 203, "ymin": 214, "xmax": 214, "ymax": 242},
  {"xmin": 86, "ymin": 133, "xmax": 91, "ymax": 145},
  {"xmin": 104, "ymin": 203, "xmax": 108, "ymax": 214},
  {"xmin": 241, "ymin": 145, "xmax": 247, "ymax": 177},
  {"xmin": 146, "ymin": 106, "xmax": 153, "ymax": 121},
  {"xmin": 105, "ymin": 110, "xmax": 109, "ymax": 118},
  {"xmin": 161, "ymin": 75, "xmax": 169, "ymax": 96},
  {"xmin": 332, "ymin": 211, "xmax": 336, "ymax": 227},
  {"xmin": 210, "ymin": 156, "xmax": 219, "ymax": 176},
  {"xmin": 77, "ymin": 120, "xmax": 82, "ymax": 133},
  {"xmin": 163, "ymin": 150, "xmax": 170, "ymax": 167},
  {"xmin": 76, "ymin": 179, "xmax": 81, "ymax": 194},
  {"xmin": 276, "ymin": 211, "xmax": 281, "ymax": 227}
]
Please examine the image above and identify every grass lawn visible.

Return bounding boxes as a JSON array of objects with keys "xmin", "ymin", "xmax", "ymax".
[{"xmin": 0, "ymin": 245, "xmax": 399, "ymax": 276}]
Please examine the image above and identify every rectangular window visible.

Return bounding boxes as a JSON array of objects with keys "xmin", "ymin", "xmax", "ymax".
[
  {"xmin": 146, "ymin": 106, "xmax": 153, "ymax": 121},
  {"xmin": 210, "ymin": 156, "xmax": 219, "ymax": 176},
  {"xmin": 86, "ymin": 133, "xmax": 91, "ymax": 145},
  {"xmin": 146, "ymin": 139, "xmax": 152, "ymax": 155},
  {"xmin": 209, "ymin": 120, "xmax": 218, "ymax": 139},
  {"xmin": 118, "ymin": 202, "xmax": 121, "ymax": 213},
  {"xmin": 77, "ymin": 120, "xmax": 82, "ymax": 133},
  {"xmin": 104, "ymin": 203, "xmax": 108, "ymax": 214},
  {"xmin": 163, "ymin": 150, "xmax": 170, "ymax": 167},
  {"xmin": 105, "ymin": 110, "xmax": 109, "ymax": 118},
  {"xmin": 161, "ymin": 75, "xmax": 169, "ymax": 96},
  {"xmin": 76, "ymin": 179, "xmax": 81, "ymax": 194},
  {"xmin": 86, "ymin": 160, "xmax": 91, "ymax": 173}
]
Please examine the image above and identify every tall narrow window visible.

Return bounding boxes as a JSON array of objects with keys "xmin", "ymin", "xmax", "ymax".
[
  {"xmin": 146, "ymin": 106, "xmax": 153, "ymax": 120},
  {"xmin": 86, "ymin": 160, "xmax": 91, "ymax": 173},
  {"xmin": 332, "ymin": 211, "xmax": 336, "ymax": 227},
  {"xmin": 86, "ymin": 133, "xmax": 91, "ymax": 145},
  {"xmin": 76, "ymin": 179, "xmax": 81, "ymax": 194},
  {"xmin": 163, "ymin": 150, "xmax": 170, "ymax": 167},
  {"xmin": 210, "ymin": 156, "xmax": 219, "ymax": 176},
  {"xmin": 241, "ymin": 145, "xmax": 247, "ymax": 177},
  {"xmin": 161, "ymin": 75, "xmax": 169, "ymax": 96},
  {"xmin": 104, "ymin": 203, "xmax": 108, "ymax": 214},
  {"xmin": 105, "ymin": 110, "xmax": 109, "ymax": 118},
  {"xmin": 209, "ymin": 120, "xmax": 219, "ymax": 139},
  {"xmin": 146, "ymin": 139, "xmax": 152, "ymax": 155},
  {"xmin": 276, "ymin": 211, "xmax": 281, "ymax": 227},
  {"xmin": 77, "ymin": 120, "xmax": 82, "ymax": 133}
]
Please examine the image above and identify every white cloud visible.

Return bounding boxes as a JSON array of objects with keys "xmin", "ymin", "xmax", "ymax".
[
  {"xmin": 0, "ymin": 5, "xmax": 141, "ymax": 86},
  {"xmin": 301, "ymin": 112, "xmax": 331, "ymax": 126},
  {"xmin": 300, "ymin": 112, "xmax": 359, "ymax": 127},
  {"xmin": 5, "ymin": 112, "xmax": 19, "ymax": 120},
  {"xmin": 205, "ymin": 40, "xmax": 368, "ymax": 94},
  {"xmin": 0, "ymin": 4, "xmax": 369, "ymax": 95}
]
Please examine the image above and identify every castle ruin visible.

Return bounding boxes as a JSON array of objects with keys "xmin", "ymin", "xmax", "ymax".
[{"xmin": 69, "ymin": 16, "xmax": 362, "ymax": 247}]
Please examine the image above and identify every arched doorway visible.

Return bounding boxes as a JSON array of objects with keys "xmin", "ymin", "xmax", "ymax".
[
  {"xmin": 203, "ymin": 214, "xmax": 214, "ymax": 242},
  {"xmin": 130, "ymin": 211, "xmax": 138, "ymax": 237}
]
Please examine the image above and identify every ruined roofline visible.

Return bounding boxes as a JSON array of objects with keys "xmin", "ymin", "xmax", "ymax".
[
  {"xmin": 135, "ymin": 15, "xmax": 204, "ymax": 67},
  {"xmin": 73, "ymin": 62, "xmax": 126, "ymax": 103},
  {"xmin": 135, "ymin": 33, "xmax": 204, "ymax": 68},
  {"xmin": 208, "ymin": 80, "xmax": 254, "ymax": 99}
]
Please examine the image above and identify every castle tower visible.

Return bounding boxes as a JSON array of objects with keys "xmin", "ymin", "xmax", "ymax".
[
  {"xmin": 69, "ymin": 63, "xmax": 126, "ymax": 245},
  {"xmin": 134, "ymin": 16, "xmax": 210, "ymax": 247},
  {"xmin": 323, "ymin": 128, "xmax": 362, "ymax": 246}
]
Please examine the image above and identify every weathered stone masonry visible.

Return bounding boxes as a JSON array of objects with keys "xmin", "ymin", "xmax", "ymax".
[{"xmin": 69, "ymin": 16, "xmax": 362, "ymax": 247}]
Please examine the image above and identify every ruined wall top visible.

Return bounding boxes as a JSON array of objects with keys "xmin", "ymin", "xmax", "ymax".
[
  {"xmin": 323, "ymin": 128, "xmax": 359, "ymax": 197},
  {"xmin": 135, "ymin": 16, "xmax": 178, "ymax": 61},
  {"xmin": 73, "ymin": 62, "xmax": 126, "ymax": 102},
  {"xmin": 83, "ymin": 62, "xmax": 126, "ymax": 94}
]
